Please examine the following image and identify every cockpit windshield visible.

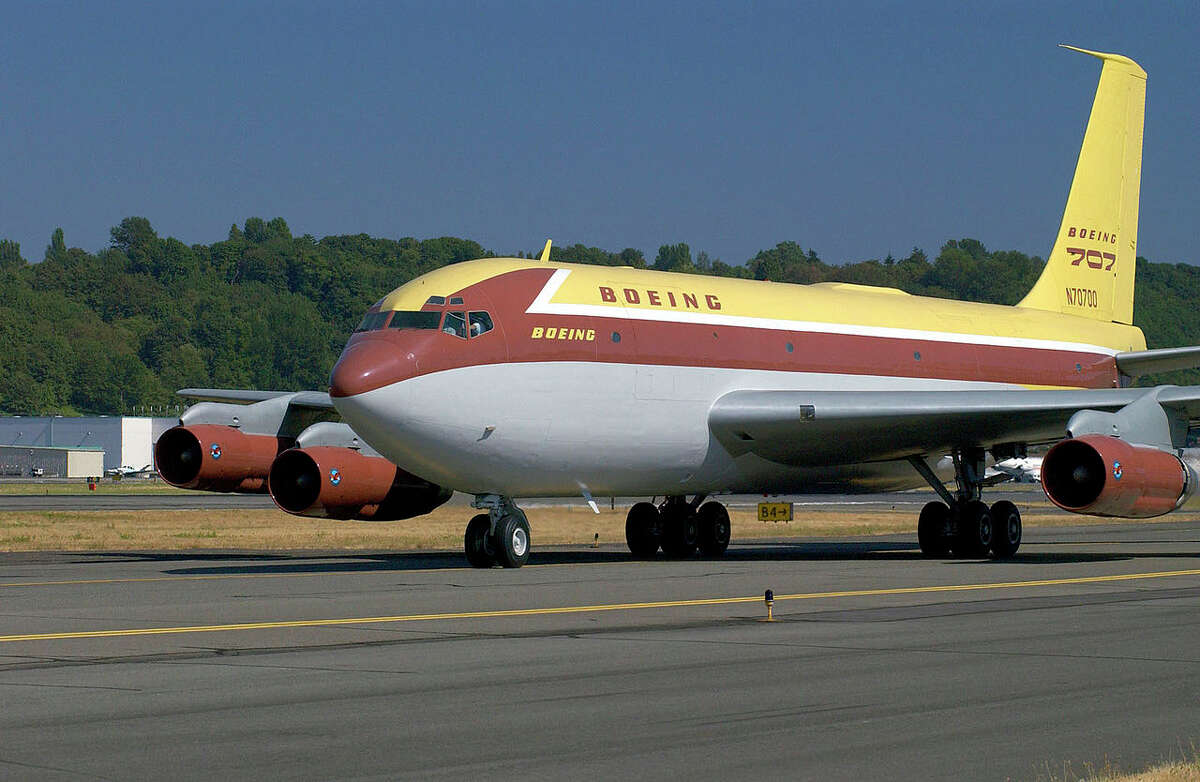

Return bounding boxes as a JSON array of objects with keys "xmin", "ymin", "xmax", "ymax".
[
  {"xmin": 388, "ymin": 311, "xmax": 443, "ymax": 330},
  {"xmin": 359, "ymin": 307, "xmax": 494, "ymax": 339},
  {"xmin": 354, "ymin": 311, "xmax": 390, "ymax": 332}
]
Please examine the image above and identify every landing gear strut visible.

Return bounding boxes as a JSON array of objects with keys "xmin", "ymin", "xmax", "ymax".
[
  {"xmin": 465, "ymin": 495, "xmax": 531, "ymax": 568},
  {"xmin": 624, "ymin": 495, "xmax": 730, "ymax": 560},
  {"xmin": 909, "ymin": 447, "xmax": 1021, "ymax": 560}
]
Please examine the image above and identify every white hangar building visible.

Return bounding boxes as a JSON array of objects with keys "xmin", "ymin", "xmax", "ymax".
[{"xmin": 0, "ymin": 416, "xmax": 178, "ymax": 474}]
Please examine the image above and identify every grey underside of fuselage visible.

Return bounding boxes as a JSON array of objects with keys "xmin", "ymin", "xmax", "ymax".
[{"xmin": 332, "ymin": 362, "xmax": 1008, "ymax": 498}]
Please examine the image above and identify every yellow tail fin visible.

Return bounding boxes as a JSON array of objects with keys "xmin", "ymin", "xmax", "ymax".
[{"xmin": 1018, "ymin": 46, "xmax": 1146, "ymax": 324}]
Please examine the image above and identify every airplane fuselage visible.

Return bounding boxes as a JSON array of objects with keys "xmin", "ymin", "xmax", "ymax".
[{"xmin": 329, "ymin": 259, "xmax": 1146, "ymax": 498}]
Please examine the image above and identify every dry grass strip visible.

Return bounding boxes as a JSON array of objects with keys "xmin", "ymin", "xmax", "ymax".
[
  {"xmin": 1037, "ymin": 755, "xmax": 1200, "ymax": 782},
  {"xmin": 0, "ymin": 481, "xmax": 189, "ymax": 496}
]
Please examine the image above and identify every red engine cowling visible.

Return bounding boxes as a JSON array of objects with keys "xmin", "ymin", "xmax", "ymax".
[
  {"xmin": 155, "ymin": 425, "xmax": 291, "ymax": 493},
  {"xmin": 268, "ymin": 446, "xmax": 451, "ymax": 521},
  {"xmin": 1041, "ymin": 435, "xmax": 1189, "ymax": 518}
]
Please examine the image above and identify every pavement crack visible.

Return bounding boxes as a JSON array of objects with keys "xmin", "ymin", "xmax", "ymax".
[
  {"xmin": 165, "ymin": 656, "xmax": 415, "ymax": 675},
  {"xmin": 0, "ymin": 756, "xmax": 115, "ymax": 780},
  {"xmin": 0, "ymin": 681, "xmax": 141, "ymax": 691},
  {"xmin": 581, "ymin": 633, "xmax": 1200, "ymax": 665}
]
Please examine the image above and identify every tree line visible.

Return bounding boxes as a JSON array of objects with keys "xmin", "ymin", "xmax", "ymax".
[{"xmin": 0, "ymin": 218, "xmax": 1196, "ymax": 416}]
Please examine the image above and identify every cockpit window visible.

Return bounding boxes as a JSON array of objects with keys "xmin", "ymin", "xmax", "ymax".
[
  {"xmin": 448, "ymin": 296, "xmax": 464, "ymax": 306},
  {"xmin": 443, "ymin": 311, "xmax": 467, "ymax": 339},
  {"xmin": 468, "ymin": 311, "xmax": 493, "ymax": 337},
  {"xmin": 354, "ymin": 311, "xmax": 390, "ymax": 332},
  {"xmin": 388, "ymin": 311, "xmax": 442, "ymax": 330},
  {"xmin": 424, "ymin": 295, "xmax": 446, "ymax": 306}
]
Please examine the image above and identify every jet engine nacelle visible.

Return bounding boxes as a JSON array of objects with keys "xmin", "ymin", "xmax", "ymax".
[
  {"xmin": 268, "ymin": 446, "xmax": 451, "ymax": 521},
  {"xmin": 1041, "ymin": 434, "xmax": 1199, "ymax": 518},
  {"xmin": 155, "ymin": 424, "xmax": 290, "ymax": 493}
]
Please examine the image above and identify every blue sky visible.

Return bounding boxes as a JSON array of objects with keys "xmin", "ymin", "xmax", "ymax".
[{"xmin": 2, "ymin": 1, "xmax": 1197, "ymax": 267}]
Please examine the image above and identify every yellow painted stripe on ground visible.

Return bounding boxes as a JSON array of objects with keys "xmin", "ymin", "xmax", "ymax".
[{"xmin": 3, "ymin": 568, "xmax": 1200, "ymax": 644}]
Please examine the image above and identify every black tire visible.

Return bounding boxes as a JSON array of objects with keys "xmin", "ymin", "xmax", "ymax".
[
  {"xmin": 464, "ymin": 513, "xmax": 495, "ymax": 568},
  {"xmin": 696, "ymin": 502, "xmax": 731, "ymax": 557},
  {"xmin": 953, "ymin": 500, "xmax": 993, "ymax": 558},
  {"xmin": 625, "ymin": 502, "xmax": 660, "ymax": 558},
  {"xmin": 492, "ymin": 512, "xmax": 531, "ymax": 568},
  {"xmin": 917, "ymin": 501, "xmax": 951, "ymax": 557},
  {"xmin": 989, "ymin": 500, "xmax": 1022, "ymax": 558},
  {"xmin": 659, "ymin": 506, "xmax": 698, "ymax": 559}
]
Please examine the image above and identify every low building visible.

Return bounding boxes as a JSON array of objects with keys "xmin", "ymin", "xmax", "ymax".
[
  {"xmin": 0, "ymin": 445, "xmax": 105, "ymax": 478},
  {"xmin": 0, "ymin": 416, "xmax": 177, "ymax": 473}
]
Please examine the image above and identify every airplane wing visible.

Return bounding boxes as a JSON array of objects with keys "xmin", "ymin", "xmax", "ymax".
[
  {"xmin": 709, "ymin": 386, "xmax": 1200, "ymax": 467},
  {"xmin": 177, "ymin": 388, "xmax": 335, "ymax": 409}
]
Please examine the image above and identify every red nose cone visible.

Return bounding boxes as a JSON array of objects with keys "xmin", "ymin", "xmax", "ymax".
[{"xmin": 329, "ymin": 338, "xmax": 411, "ymax": 397}]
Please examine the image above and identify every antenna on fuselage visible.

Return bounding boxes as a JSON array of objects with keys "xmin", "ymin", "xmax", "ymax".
[{"xmin": 539, "ymin": 239, "xmax": 553, "ymax": 261}]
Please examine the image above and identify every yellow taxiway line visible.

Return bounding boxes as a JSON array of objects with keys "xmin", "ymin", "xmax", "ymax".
[{"xmin": 3, "ymin": 567, "xmax": 1200, "ymax": 644}]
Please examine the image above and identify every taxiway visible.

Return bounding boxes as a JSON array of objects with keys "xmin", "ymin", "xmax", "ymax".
[{"xmin": 2, "ymin": 521, "xmax": 1199, "ymax": 780}]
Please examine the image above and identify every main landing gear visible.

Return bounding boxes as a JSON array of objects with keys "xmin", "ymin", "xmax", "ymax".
[
  {"xmin": 909, "ymin": 447, "xmax": 1022, "ymax": 559},
  {"xmin": 625, "ymin": 495, "xmax": 731, "ymax": 559},
  {"xmin": 465, "ymin": 494, "xmax": 531, "ymax": 568}
]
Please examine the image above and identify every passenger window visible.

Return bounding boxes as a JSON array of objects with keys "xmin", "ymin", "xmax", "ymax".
[
  {"xmin": 443, "ymin": 311, "xmax": 468, "ymax": 339},
  {"xmin": 468, "ymin": 311, "xmax": 493, "ymax": 338}
]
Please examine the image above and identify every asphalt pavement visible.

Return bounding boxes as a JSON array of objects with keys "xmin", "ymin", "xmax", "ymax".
[{"xmin": 2, "ymin": 521, "xmax": 1199, "ymax": 780}]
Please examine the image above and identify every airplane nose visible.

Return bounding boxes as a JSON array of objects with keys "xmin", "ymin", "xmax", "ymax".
[{"xmin": 329, "ymin": 338, "xmax": 413, "ymax": 398}]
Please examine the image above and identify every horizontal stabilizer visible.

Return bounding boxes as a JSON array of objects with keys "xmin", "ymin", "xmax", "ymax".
[{"xmin": 1115, "ymin": 346, "xmax": 1200, "ymax": 378}]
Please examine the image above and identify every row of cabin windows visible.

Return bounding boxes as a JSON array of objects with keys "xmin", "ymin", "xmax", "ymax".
[{"xmin": 354, "ymin": 309, "xmax": 494, "ymax": 339}]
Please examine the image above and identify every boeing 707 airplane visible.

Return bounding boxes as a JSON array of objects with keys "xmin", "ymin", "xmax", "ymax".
[{"xmin": 156, "ymin": 47, "xmax": 1200, "ymax": 567}]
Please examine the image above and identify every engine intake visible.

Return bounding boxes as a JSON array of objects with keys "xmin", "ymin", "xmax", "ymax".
[
  {"xmin": 1041, "ymin": 434, "xmax": 1195, "ymax": 518},
  {"xmin": 268, "ymin": 446, "xmax": 451, "ymax": 521},
  {"xmin": 155, "ymin": 425, "xmax": 289, "ymax": 493}
]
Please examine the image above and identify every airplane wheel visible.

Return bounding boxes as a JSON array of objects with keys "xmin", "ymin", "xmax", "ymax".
[
  {"xmin": 917, "ymin": 501, "xmax": 951, "ymax": 557},
  {"xmin": 659, "ymin": 505, "xmax": 698, "ymax": 559},
  {"xmin": 493, "ymin": 512, "xmax": 531, "ymax": 568},
  {"xmin": 464, "ymin": 513, "xmax": 495, "ymax": 568},
  {"xmin": 954, "ymin": 500, "xmax": 993, "ymax": 558},
  {"xmin": 989, "ymin": 500, "xmax": 1022, "ymax": 558},
  {"xmin": 696, "ymin": 502, "xmax": 731, "ymax": 557},
  {"xmin": 625, "ymin": 502, "xmax": 661, "ymax": 558}
]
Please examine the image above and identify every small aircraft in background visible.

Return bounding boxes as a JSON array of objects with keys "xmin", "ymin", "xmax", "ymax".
[
  {"xmin": 105, "ymin": 464, "xmax": 156, "ymax": 479},
  {"xmin": 987, "ymin": 457, "xmax": 1043, "ymax": 485},
  {"xmin": 153, "ymin": 46, "xmax": 1200, "ymax": 568}
]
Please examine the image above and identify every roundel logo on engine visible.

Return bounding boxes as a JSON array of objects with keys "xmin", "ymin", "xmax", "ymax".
[
  {"xmin": 1112, "ymin": 460, "xmax": 1123, "ymax": 480},
  {"xmin": 210, "ymin": 443, "xmax": 222, "ymax": 460},
  {"xmin": 329, "ymin": 468, "xmax": 342, "ymax": 486}
]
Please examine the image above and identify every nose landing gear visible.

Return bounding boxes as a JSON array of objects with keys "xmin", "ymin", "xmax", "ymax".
[
  {"xmin": 465, "ymin": 495, "xmax": 531, "ymax": 568},
  {"xmin": 910, "ymin": 448, "xmax": 1022, "ymax": 560},
  {"xmin": 624, "ymin": 495, "xmax": 731, "ymax": 560}
]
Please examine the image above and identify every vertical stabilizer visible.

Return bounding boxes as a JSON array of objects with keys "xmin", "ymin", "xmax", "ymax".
[{"xmin": 1018, "ymin": 46, "xmax": 1145, "ymax": 324}]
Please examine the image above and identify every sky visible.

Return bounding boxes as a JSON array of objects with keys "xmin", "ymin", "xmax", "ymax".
[{"xmin": 2, "ymin": 0, "xmax": 1197, "ymax": 268}]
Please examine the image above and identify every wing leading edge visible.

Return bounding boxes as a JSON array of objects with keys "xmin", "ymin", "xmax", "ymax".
[{"xmin": 709, "ymin": 386, "xmax": 1200, "ymax": 467}]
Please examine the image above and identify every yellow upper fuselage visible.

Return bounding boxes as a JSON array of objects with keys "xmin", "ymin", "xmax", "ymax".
[{"xmin": 380, "ymin": 258, "xmax": 1147, "ymax": 356}]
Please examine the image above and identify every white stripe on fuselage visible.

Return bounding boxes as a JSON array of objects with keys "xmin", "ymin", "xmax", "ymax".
[{"xmin": 526, "ymin": 268, "xmax": 1120, "ymax": 357}]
